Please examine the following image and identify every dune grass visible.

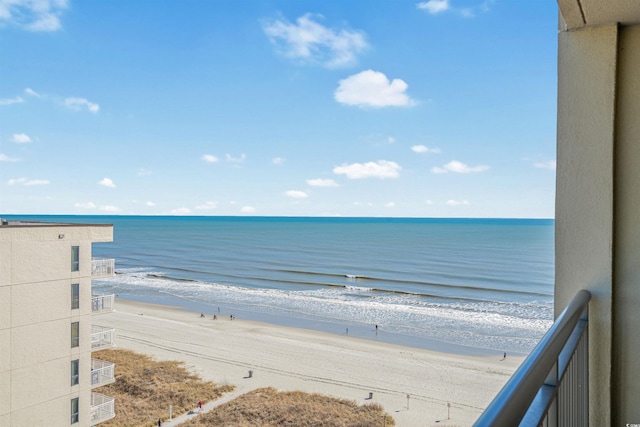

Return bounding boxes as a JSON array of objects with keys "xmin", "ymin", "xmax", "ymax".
[
  {"xmin": 183, "ymin": 387, "xmax": 396, "ymax": 427},
  {"xmin": 92, "ymin": 349, "xmax": 234, "ymax": 427}
]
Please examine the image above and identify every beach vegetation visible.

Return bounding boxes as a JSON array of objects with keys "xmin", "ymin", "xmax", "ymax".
[
  {"xmin": 183, "ymin": 387, "xmax": 396, "ymax": 427},
  {"xmin": 92, "ymin": 349, "xmax": 234, "ymax": 427}
]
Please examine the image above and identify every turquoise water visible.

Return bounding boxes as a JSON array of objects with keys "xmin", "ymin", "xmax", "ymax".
[{"xmin": 11, "ymin": 215, "xmax": 554, "ymax": 355}]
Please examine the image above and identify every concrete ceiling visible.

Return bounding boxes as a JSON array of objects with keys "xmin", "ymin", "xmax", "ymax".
[{"xmin": 558, "ymin": 0, "xmax": 640, "ymax": 30}]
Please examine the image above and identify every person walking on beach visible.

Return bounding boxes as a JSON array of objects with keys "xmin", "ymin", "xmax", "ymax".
[{"xmin": 157, "ymin": 419, "xmax": 162, "ymax": 427}]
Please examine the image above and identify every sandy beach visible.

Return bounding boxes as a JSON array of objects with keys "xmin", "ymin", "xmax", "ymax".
[{"xmin": 94, "ymin": 298, "xmax": 523, "ymax": 427}]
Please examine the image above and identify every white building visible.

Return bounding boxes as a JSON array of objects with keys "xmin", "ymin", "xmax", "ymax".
[{"xmin": 0, "ymin": 219, "xmax": 116, "ymax": 426}]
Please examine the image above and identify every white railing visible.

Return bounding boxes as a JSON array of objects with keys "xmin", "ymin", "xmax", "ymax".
[
  {"xmin": 92, "ymin": 258, "xmax": 115, "ymax": 278},
  {"xmin": 474, "ymin": 290, "xmax": 591, "ymax": 426},
  {"xmin": 91, "ymin": 359, "xmax": 115, "ymax": 388},
  {"xmin": 91, "ymin": 392, "xmax": 115, "ymax": 424},
  {"xmin": 92, "ymin": 294, "xmax": 115, "ymax": 313},
  {"xmin": 91, "ymin": 326, "xmax": 116, "ymax": 350}
]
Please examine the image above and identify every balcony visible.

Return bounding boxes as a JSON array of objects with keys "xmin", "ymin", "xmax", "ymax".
[
  {"xmin": 91, "ymin": 326, "xmax": 116, "ymax": 350},
  {"xmin": 92, "ymin": 294, "xmax": 115, "ymax": 313},
  {"xmin": 91, "ymin": 392, "xmax": 115, "ymax": 424},
  {"xmin": 92, "ymin": 258, "xmax": 115, "ymax": 278},
  {"xmin": 91, "ymin": 358, "xmax": 115, "ymax": 388},
  {"xmin": 474, "ymin": 290, "xmax": 591, "ymax": 426}
]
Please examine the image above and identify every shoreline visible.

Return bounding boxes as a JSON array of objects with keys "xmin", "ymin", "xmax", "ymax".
[{"xmin": 95, "ymin": 297, "xmax": 524, "ymax": 426}]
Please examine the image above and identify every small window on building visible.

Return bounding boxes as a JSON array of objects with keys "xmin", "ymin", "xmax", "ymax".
[
  {"xmin": 71, "ymin": 284, "xmax": 79, "ymax": 310},
  {"xmin": 71, "ymin": 246, "xmax": 79, "ymax": 272},
  {"xmin": 71, "ymin": 397, "xmax": 79, "ymax": 424},
  {"xmin": 71, "ymin": 359, "xmax": 79, "ymax": 386},
  {"xmin": 71, "ymin": 322, "xmax": 79, "ymax": 348}
]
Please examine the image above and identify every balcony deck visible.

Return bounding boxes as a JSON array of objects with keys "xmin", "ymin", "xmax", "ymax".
[
  {"xmin": 92, "ymin": 294, "xmax": 115, "ymax": 313},
  {"xmin": 92, "ymin": 258, "xmax": 115, "ymax": 278},
  {"xmin": 91, "ymin": 392, "xmax": 115, "ymax": 424},
  {"xmin": 91, "ymin": 358, "xmax": 115, "ymax": 388},
  {"xmin": 91, "ymin": 325, "xmax": 116, "ymax": 350}
]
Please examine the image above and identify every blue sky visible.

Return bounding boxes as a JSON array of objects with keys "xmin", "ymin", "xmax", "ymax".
[{"xmin": 0, "ymin": 0, "xmax": 557, "ymax": 218}]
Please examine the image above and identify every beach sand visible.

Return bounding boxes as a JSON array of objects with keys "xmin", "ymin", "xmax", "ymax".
[{"xmin": 94, "ymin": 299, "xmax": 523, "ymax": 427}]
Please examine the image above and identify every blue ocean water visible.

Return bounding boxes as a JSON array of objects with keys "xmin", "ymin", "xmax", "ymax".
[{"xmin": 12, "ymin": 215, "xmax": 554, "ymax": 355}]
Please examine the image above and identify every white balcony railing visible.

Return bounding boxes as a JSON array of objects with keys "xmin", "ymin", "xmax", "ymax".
[
  {"xmin": 91, "ymin": 326, "xmax": 116, "ymax": 350},
  {"xmin": 92, "ymin": 258, "xmax": 115, "ymax": 278},
  {"xmin": 474, "ymin": 290, "xmax": 591, "ymax": 426},
  {"xmin": 91, "ymin": 359, "xmax": 115, "ymax": 388},
  {"xmin": 92, "ymin": 294, "xmax": 115, "ymax": 313},
  {"xmin": 91, "ymin": 392, "xmax": 115, "ymax": 424}
]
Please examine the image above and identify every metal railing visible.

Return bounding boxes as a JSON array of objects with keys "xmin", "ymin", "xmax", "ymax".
[
  {"xmin": 91, "ymin": 258, "xmax": 115, "ymax": 278},
  {"xmin": 91, "ymin": 392, "xmax": 115, "ymax": 424},
  {"xmin": 91, "ymin": 326, "xmax": 116, "ymax": 350},
  {"xmin": 92, "ymin": 294, "xmax": 115, "ymax": 313},
  {"xmin": 474, "ymin": 290, "xmax": 591, "ymax": 427},
  {"xmin": 91, "ymin": 359, "xmax": 115, "ymax": 388}
]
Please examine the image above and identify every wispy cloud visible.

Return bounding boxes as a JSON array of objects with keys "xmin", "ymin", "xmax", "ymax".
[
  {"xmin": 285, "ymin": 190, "xmax": 309, "ymax": 198},
  {"xmin": 8, "ymin": 177, "xmax": 49, "ymax": 186},
  {"xmin": 12, "ymin": 133, "xmax": 32, "ymax": 143},
  {"xmin": 226, "ymin": 153, "xmax": 246, "ymax": 163},
  {"xmin": 202, "ymin": 154, "xmax": 219, "ymax": 163},
  {"xmin": 64, "ymin": 97, "xmax": 100, "ymax": 114},
  {"xmin": 431, "ymin": 160, "xmax": 489, "ymax": 174},
  {"xmin": 534, "ymin": 160, "xmax": 556, "ymax": 170},
  {"xmin": 0, "ymin": 153, "xmax": 19, "ymax": 162},
  {"xmin": 446, "ymin": 199, "xmax": 470, "ymax": 206},
  {"xmin": 307, "ymin": 178, "xmax": 339, "ymax": 187},
  {"xmin": 100, "ymin": 205, "xmax": 121, "ymax": 212},
  {"xmin": 272, "ymin": 157, "xmax": 285, "ymax": 165},
  {"xmin": 335, "ymin": 70, "xmax": 415, "ymax": 108},
  {"xmin": 0, "ymin": 96, "xmax": 24, "ymax": 106},
  {"xmin": 145, "ymin": 201, "xmax": 156, "ymax": 207},
  {"xmin": 137, "ymin": 168, "xmax": 152, "ymax": 176},
  {"xmin": 411, "ymin": 145, "xmax": 441, "ymax": 154},
  {"xmin": 240, "ymin": 206, "xmax": 256, "ymax": 214},
  {"xmin": 74, "ymin": 202, "xmax": 97, "ymax": 209},
  {"xmin": 333, "ymin": 160, "xmax": 401, "ymax": 179},
  {"xmin": 263, "ymin": 13, "xmax": 368, "ymax": 68},
  {"xmin": 170, "ymin": 207, "xmax": 192, "ymax": 215},
  {"xmin": 98, "ymin": 177, "xmax": 116, "ymax": 188},
  {"xmin": 0, "ymin": 0, "xmax": 69, "ymax": 31},
  {"xmin": 195, "ymin": 201, "xmax": 217, "ymax": 210},
  {"xmin": 385, "ymin": 202, "xmax": 396, "ymax": 208},
  {"xmin": 416, "ymin": 0, "xmax": 450, "ymax": 14}
]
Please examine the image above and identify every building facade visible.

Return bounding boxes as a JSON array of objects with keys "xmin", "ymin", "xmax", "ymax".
[{"xmin": 0, "ymin": 220, "xmax": 116, "ymax": 426}]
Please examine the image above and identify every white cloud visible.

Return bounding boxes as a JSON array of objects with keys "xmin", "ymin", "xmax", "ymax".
[
  {"xmin": 263, "ymin": 13, "xmax": 368, "ymax": 68},
  {"xmin": 534, "ymin": 160, "xmax": 556, "ymax": 170},
  {"xmin": 0, "ymin": 96, "xmax": 24, "ymax": 105},
  {"xmin": 0, "ymin": 153, "xmax": 19, "ymax": 162},
  {"xmin": 226, "ymin": 153, "xmax": 246, "ymax": 163},
  {"xmin": 196, "ymin": 201, "xmax": 217, "ymax": 210},
  {"xmin": 333, "ymin": 160, "xmax": 401, "ymax": 179},
  {"xmin": 12, "ymin": 133, "xmax": 32, "ymax": 143},
  {"xmin": 417, "ymin": 0, "xmax": 450, "ymax": 14},
  {"xmin": 64, "ymin": 97, "xmax": 100, "ymax": 113},
  {"xmin": 8, "ymin": 177, "xmax": 49, "ymax": 186},
  {"xmin": 240, "ymin": 206, "xmax": 256, "ymax": 213},
  {"xmin": 25, "ymin": 88, "xmax": 40, "ymax": 97},
  {"xmin": 335, "ymin": 70, "xmax": 415, "ymax": 108},
  {"xmin": 307, "ymin": 178, "xmax": 339, "ymax": 187},
  {"xmin": 285, "ymin": 190, "xmax": 309, "ymax": 198},
  {"xmin": 411, "ymin": 145, "xmax": 441, "ymax": 154},
  {"xmin": 388, "ymin": 137, "xmax": 396, "ymax": 144},
  {"xmin": 431, "ymin": 160, "xmax": 489, "ymax": 174},
  {"xmin": 425, "ymin": 199, "xmax": 433, "ymax": 205},
  {"xmin": 385, "ymin": 202, "xmax": 396, "ymax": 208},
  {"xmin": 98, "ymin": 177, "xmax": 116, "ymax": 188},
  {"xmin": 272, "ymin": 157, "xmax": 285, "ymax": 165},
  {"xmin": 202, "ymin": 154, "xmax": 219, "ymax": 163},
  {"xmin": 170, "ymin": 207, "xmax": 192, "ymax": 215},
  {"xmin": 146, "ymin": 201, "xmax": 156, "ymax": 207},
  {"xmin": 0, "ymin": 0, "xmax": 69, "ymax": 31},
  {"xmin": 138, "ymin": 168, "xmax": 152, "ymax": 176},
  {"xmin": 74, "ymin": 202, "xmax": 97, "ymax": 209},
  {"xmin": 446, "ymin": 199, "xmax": 470, "ymax": 206},
  {"xmin": 100, "ymin": 205, "xmax": 121, "ymax": 212}
]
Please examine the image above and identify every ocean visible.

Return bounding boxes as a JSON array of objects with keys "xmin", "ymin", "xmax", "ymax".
[{"xmin": 11, "ymin": 215, "xmax": 555, "ymax": 356}]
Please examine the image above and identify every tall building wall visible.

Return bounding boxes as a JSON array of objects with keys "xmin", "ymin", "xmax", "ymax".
[{"xmin": 0, "ymin": 222, "xmax": 113, "ymax": 427}]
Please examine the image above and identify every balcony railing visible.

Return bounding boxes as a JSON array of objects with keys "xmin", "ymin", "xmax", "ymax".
[
  {"xmin": 474, "ymin": 290, "xmax": 591, "ymax": 426},
  {"xmin": 92, "ymin": 294, "xmax": 115, "ymax": 313},
  {"xmin": 91, "ymin": 392, "xmax": 115, "ymax": 424},
  {"xmin": 92, "ymin": 258, "xmax": 115, "ymax": 278},
  {"xmin": 91, "ymin": 326, "xmax": 116, "ymax": 350},
  {"xmin": 91, "ymin": 359, "xmax": 115, "ymax": 388}
]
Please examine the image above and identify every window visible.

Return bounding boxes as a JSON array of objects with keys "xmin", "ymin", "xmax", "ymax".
[
  {"xmin": 71, "ymin": 397, "xmax": 79, "ymax": 424},
  {"xmin": 71, "ymin": 284, "xmax": 79, "ymax": 310},
  {"xmin": 71, "ymin": 322, "xmax": 79, "ymax": 348},
  {"xmin": 71, "ymin": 246, "xmax": 79, "ymax": 272},
  {"xmin": 71, "ymin": 360, "xmax": 79, "ymax": 386}
]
